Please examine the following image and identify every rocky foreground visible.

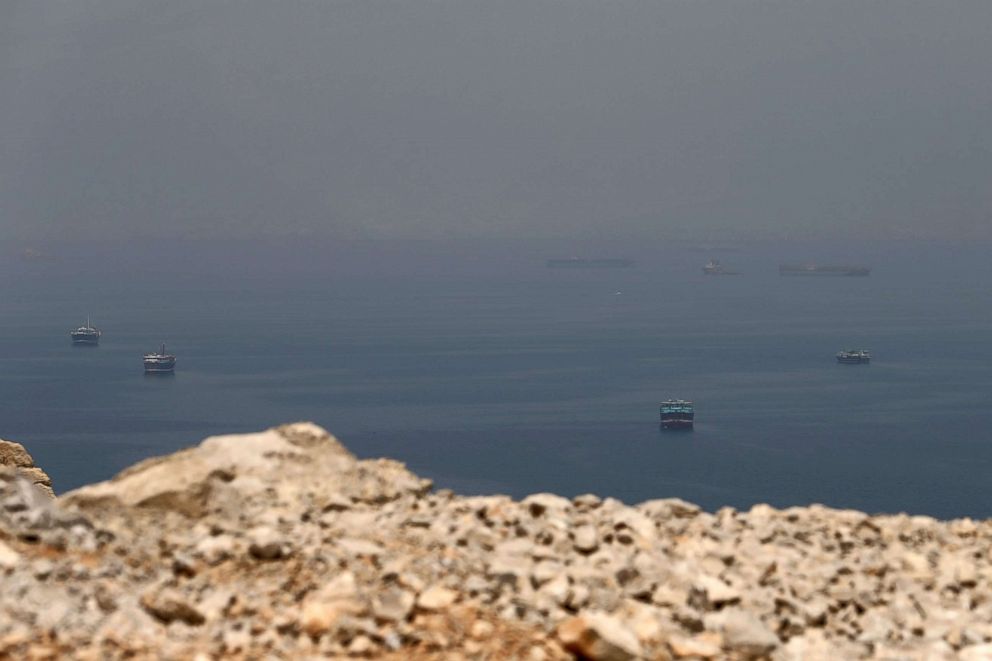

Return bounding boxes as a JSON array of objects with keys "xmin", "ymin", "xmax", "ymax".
[{"xmin": 2, "ymin": 425, "xmax": 992, "ymax": 659}]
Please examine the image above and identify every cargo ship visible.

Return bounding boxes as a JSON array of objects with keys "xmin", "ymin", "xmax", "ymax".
[
  {"xmin": 144, "ymin": 344, "xmax": 176, "ymax": 373},
  {"xmin": 836, "ymin": 349, "xmax": 870, "ymax": 364},
  {"xmin": 660, "ymin": 399, "xmax": 694, "ymax": 430},
  {"xmin": 779, "ymin": 264, "xmax": 870, "ymax": 276},
  {"xmin": 703, "ymin": 260, "xmax": 739, "ymax": 275},
  {"xmin": 70, "ymin": 317, "xmax": 101, "ymax": 346},
  {"xmin": 546, "ymin": 258, "xmax": 634, "ymax": 269}
]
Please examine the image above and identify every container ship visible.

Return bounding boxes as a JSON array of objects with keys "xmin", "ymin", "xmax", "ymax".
[
  {"xmin": 70, "ymin": 317, "xmax": 101, "ymax": 346},
  {"xmin": 836, "ymin": 349, "xmax": 870, "ymax": 364},
  {"xmin": 660, "ymin": 399, "xmax": 694, "ymax": 430},
  {"xmin": 779, "ymin": 264, "xmax": 870, "ymax": 276},
  {"xmin": 144, "ymin": 344, "xmax": 177, "ymax": 373},
  {"xmin": 546, "ymin": 258, "xmax": 634, "ymax": 269}
]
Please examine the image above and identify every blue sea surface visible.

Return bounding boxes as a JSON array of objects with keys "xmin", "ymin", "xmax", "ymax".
[{"xmin": 2, "ymin": 240, "xmax": 991, "ymax": 519}]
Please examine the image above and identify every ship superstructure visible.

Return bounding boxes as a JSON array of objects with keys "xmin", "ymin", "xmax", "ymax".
[
  {"xmin": 660, "ymin": 399, "xmax": 694, "ymax": 430},
  {"xmin": 836, "ymin": 349, "xmax": 871, "ymax": 364}
]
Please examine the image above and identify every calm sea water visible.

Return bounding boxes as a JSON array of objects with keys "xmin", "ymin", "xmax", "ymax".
[{"xmin": 2, "ymin": 240, "xmax": 991, "ymax": 519}]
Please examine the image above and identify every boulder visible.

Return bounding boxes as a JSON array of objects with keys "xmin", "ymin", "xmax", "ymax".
[
  {"xmin": 0, "ymin": 541, "xmax": 21, "ymax": 569},
  {"xmin": 417, "ymin": 586, "xmax": 459, "ymax": 611},
  {"xmin": 704, "ymin": 608, "xmax": 779, "ymax": 658},
  {"xmin": 300, "ymin": 571, "xmax": 366, "ymax": 636},
  {"xmin": 557, "ymin": 611, "xmax": 643, "ymax": 661},
  {"xmin": 0, "ymin": 469, "xmax": 93, "ymax": 548},
  {"xmin": 573, "ymin": 525, "xmax": 599, "ymax": 554},
  {"xmin": 0, "ymin": 440, "xmax": 54, "ymax": 498},
  {"xmin": 140, "ymin": 588, "xmax": 205, "ymax": 626}
]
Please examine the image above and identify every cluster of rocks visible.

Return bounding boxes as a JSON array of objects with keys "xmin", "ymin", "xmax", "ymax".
[{"xmin": 1, "ymin": 423, "xmax": 992, "ymax": 659}]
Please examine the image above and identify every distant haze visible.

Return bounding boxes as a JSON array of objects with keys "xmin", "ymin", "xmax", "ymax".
[{"xmin": 2, "ymin": 1, "xmax": 990, "ymax": 243}]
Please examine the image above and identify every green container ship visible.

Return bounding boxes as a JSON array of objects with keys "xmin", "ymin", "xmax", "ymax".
[{"xmin": 660, "ymin": 399, "xmax": 694, "ymax": 430}]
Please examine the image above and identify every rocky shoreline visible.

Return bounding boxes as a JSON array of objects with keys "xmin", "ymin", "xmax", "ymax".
[{"xmin": 1, "ymin": 423, "xmax": 991, "ymax": 659}]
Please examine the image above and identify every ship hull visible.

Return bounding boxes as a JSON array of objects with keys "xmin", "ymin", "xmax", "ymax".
[
  {"xmin": 144, "ymin": 359, "xmax": 176, "ymax": 373},
  {"xmin": 836, "ymin": 357, "xmax": 870, "ymax": 364},
  {"xmin": 71, "ymin": 335, "xmax": 100, "ymax": 346},
  {"xmin": 780, "ymin": 265, "xmax": 870, "ymax": 276},
  {"xmin": 660, "ymin": 399, "xmax": 694, "ymax": 430}
]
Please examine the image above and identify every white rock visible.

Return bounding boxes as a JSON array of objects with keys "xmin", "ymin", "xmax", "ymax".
[
  {"xmin": 372, "ymin": 587, "xmax": 414, "ymax": 622},
  {"xmin": 0, "ymin": 541, "xmax": 21, "ymax": 569},
  {"xmin": 300, "ymin": 572, "xmax": 365, "ymax": 636},
  {"xmin": 669, "ymin": 632, "xmax": 723, "ymax": 658},
  {"xmin": 65, "ymin": 429, "xmax": 310, "ymax": 515},
  {"xmin": 557, "ymin": 611, "xmax": 643, "ymax": 661},
  {"xmin": 690, "ymin": 575, "xmax": 741, "ymax": 610},
  {"xmin": 337, "ymin": 537, "xmax": 383, "ymax": 558},
  {"xmin": 705, "ymin": 608, "xmax": 779, "ymax": 657},
  {"xmin": 417, "ymin": 585, "xmax": 458, "ymax": 611},
  {"xmin": 960, "ymin": 643, "xmax": 992, "ymax": 661},
  {"xmin": 522, "ymin": 493, "xmax": 573, "ymax": 518},
  {"xmin": 248, "ymin": 526, "xmax": 290, "ymax": 560},
  {"xmin": 195, "ymin": 535, "xmax": 235, "ymax": 565},
  {"xmin": 532, "ymin": 561, "xmax": 564, "ymax": 587},
  {"xmin": 574, "ymin": 526, "xmax": 599, "ymax": 554},
  {"xmin": 541, "ymin": 574, "xmax": 572, "ymax": 605}
]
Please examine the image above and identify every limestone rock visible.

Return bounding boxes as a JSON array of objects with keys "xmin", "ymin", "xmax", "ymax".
[
  {"xmin": 573, "ymin": 525, "xmax": 599, "ymax": 554},
  {"xmin": 0, "ymin": 440, "xmax": 54, "ymax": 498},
  {"xmin": 0, "ymin": 469, "xmax": 93, "ymax": 548},
  {"xmin": 194, "ymin": 534, "xmax": 235, "ymax": 565},
  {"xmin": 0, "ymin": 440, "xmax": 33, "ymax": 468},
  {"xmin": 336, "ymin": 537, "xmax": 383, "ymax": 559},
  {"xmin": 638, "ymin": 498, "xmax": 701, "ymax": 521},
  {"xmin": 573, "ymin": 494, "xmax": 602, "ymax": 510},
  {"xmin": 557, "ymin": 611, "xmax": 643, "ymax": 661},
  {"xmin": 372, "ymin": 587, "xmax": 414, "ymax": 622},
  {"xmin": 247, "ymin": 527, "xmax": 291, "ymax": 560},
  {"xmin": 64, "ymin": 428, "xmax": 320, "ymax": 516},
  {"xmin": 523, "ymin": 493, "xmax": 573, "ymax": 518},
  {"xmin": 417, "ymin": 585, "xmax": 458, "ymax": 611},
  {"xmin": 960, "ymin": 643, "xmax": 992, "ymax": 661},
  {"xmin": 140, "ymin": 588, "xmax": 205, "ymax": 625},
  {"xmin": 300, "ymin": 572, "xmax": 366, "ymax": 636},
  {"xmin": 705, "ymin": 608, "xmax": 779, "ymax": 658},
  {"xmin": 690, "ymin": 575, "xmax": 741, "ymax": 611},
  {"xmin": 669, "ymin": 632, "xmax": 723, "ymax": 658},
  {"xmin": 0, "ymin": 542, "xmax": 21, "ymax": 569}
]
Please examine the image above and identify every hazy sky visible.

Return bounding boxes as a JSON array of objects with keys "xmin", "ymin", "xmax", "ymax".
[{"xmin": 3, "ymin": 1, "xmax": 990, "ymax": 243}]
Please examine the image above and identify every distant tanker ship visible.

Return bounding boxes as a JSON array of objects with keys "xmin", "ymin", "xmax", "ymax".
[
  {"xmin": 546, "ymin": 258, "xmax": 634, "ymax": 269},
  {"xmin": 703, "ymin": 260, "xmax": 739, "ymax": 275},
  {"xmin": 836, "ymin": 349, "xmax": 871, "ymax": 364},
  {"xmin": 779, "ymin": 264, "xmax": 870, "ymax": 277}
]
